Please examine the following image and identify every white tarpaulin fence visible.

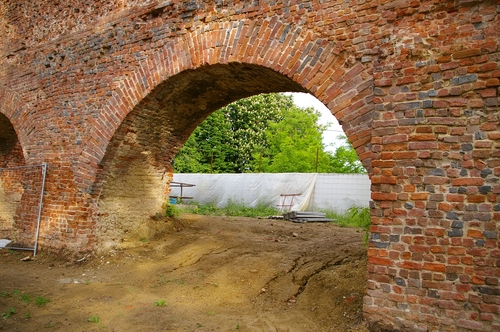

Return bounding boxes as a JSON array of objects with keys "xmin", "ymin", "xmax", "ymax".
[{"xmin": 170, "ymin": 173, "xmax": 370, "ymax": 213}]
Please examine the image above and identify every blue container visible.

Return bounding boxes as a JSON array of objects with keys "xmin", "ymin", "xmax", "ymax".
[{"xmin": 169, "ymin": 197, "xmax": 177, "ymax": 205}]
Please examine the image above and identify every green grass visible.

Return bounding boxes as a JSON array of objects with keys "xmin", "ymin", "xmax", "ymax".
[
  {"xmin": 20, "ymin": 294, "xmax": 31, "ymax": 303},
  {"xmin": 324, "ymin": 206, "xmax": 371, "ymax": 244},
  {"xmin": 324, "ymin": 206, "xmax": 370, "ymax": 229},
  {"xmin": 182, "ymin": 199, "xmax": 279, "ymax": 218},
  {"xmin": 34, "ymin": 296, "xmax": 50, "ymax": 306},
  {"xmin": 173, "ymin": 200, "xmax": 371, "ymax": 243}
]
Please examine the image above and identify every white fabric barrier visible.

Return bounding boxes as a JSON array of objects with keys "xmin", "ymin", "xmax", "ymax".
[{"xmin": 170, "ymin": 173, "xmax": 370, "ymax": 213}]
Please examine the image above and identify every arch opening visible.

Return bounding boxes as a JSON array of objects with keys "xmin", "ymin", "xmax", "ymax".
[
  {"xmin": 0, "ymin": 113, "xmax": 24, "ymax": 167},
  {"xmin": 92, "ymin": 63, "xmax": 370, "ymax": 329},
  {"xmin": 0, "ymin": 113, "xmax": 25, "ymax": 241},
  {"xmin": 95, "ymin": 63, "xmax": 311, "ymax": 250}
]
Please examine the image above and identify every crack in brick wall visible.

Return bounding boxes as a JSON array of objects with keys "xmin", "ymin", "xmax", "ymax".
[{"xmin": 0, "ymin": 1, "xmax": 499, "ymax": 331}]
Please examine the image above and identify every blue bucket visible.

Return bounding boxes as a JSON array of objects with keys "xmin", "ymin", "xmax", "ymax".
[{"xmin": 169, "ymin": 197, "xmax": 177, "ymax": 205}]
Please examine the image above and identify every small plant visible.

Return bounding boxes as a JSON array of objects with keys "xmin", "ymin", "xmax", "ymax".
[
  {"xmin": 325, "ymin": 206, "xmax": 371, "ymax": 244},
  {"xmin": 206, "ymin": 311, "xmax": 215, "ymax": 316},
  {"xmin": 25, "ymin": 312, "xmax": 31, "ymax": 319},
  {"xmin": 165, "ymin": 203, "xmax": 179, "ymax": 217},
  {"xmin": 1, "ymin": 307, "xmax": 16, "ymax": 319},
  {"xmin": 235, "ymin": 323, "xmax": 241, "ymax": 330},
  {"xmin": 139, "ymin": 237, "xmax": 148, "ymax": 243},
  {"xmin": 35, "ymin": 296, "xmax": 50, "ymax": 306},
  {"xmin": 154, "ymin": 299, "xmax": 167, "ymax": 307},
  {"xmin": 196, "ymin": 323, "xmax": 203, "ymax": 328},
  {"xmin": 21, "ymin": 294, "xmax": 32, "ymax": 303},
  {"xmin": 0, "ymin": 291, "xmax": 10, "ymax": 297},
  {"xmin": 87, "ymin": 315, "xmax": 100, "ymax": 323},
  {"xmin": 170, "ymin": 278, "xmax": 185, "ymax": 285},
  {"xmin": 44, "ymin": 321, "xmax": 55, "ymax": 328}
]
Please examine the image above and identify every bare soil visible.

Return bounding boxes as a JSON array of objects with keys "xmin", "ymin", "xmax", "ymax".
[{"xmin": 0, "ymin": 213, "xmax": 368, "ymax": 332}]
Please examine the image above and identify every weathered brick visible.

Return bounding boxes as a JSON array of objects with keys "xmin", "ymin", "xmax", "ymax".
[{"xmin": 1, "ymin": 2, "xmax": 499, "ymax": 332}]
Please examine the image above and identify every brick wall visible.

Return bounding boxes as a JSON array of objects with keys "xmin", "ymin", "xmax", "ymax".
[{"xmin": 0, "ymin": 0, "xmax": 498, "ymax": 330}]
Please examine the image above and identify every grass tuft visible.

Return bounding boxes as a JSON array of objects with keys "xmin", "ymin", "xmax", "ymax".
[
  {"xmin": 324, "ymin": 206, "xmax": 371, "ymax": 244},
  {"xmin": 183, "ymin": 199, "xmax": 279, "ymax": 218}
]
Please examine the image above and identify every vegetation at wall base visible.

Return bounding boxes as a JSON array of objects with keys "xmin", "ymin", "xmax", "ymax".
[
  {"xmin": 176, "ymin": 202, "xmax": 371, "ymax": 240},
  {"xmin": 324, "ymin": 206, "xmax": 371, "ymax": 244},
  {"xmin": 180, "ymin": 200, "xmax": 279, "ymax": 218},
  {"xmin": 165, "ymin": 203, "xmax": 180, "ymax": 218}
]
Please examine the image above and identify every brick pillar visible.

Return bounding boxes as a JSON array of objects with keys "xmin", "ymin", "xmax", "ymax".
[{"xmin": 364, "ymin": 1, "xmax": 500, "ymax": 330}]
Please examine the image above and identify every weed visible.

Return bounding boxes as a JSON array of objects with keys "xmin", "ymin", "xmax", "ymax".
[
  {"xmin": 160, "ymin": 274, "xmax": 167, "ymax": 284},
  {"xmin": 196, "ymin": 323, "xmax": 203, "ymax": 328},
  {"xmin": 44, "ymin": 321, "xmax": 54, "ymax": 328},
  {"xmin": 224, "ymin": 199, "xmax": 279, "ymax": 218},
  {"xmin": 206, "ymin": 311, "xmax": 215, "ymax": 316},
  {"xmin": 0, "ymin": 291, "xmax": 10, "ymax": 297},
  {"xmin": 154, "ymin": 299, "xmax": 167, "ymax": 307},
  {"xmin": 139, "ymin": 237, "xmax": 148, "ymax": 243},
  {"xmin": 12, "ymin": 289, "xmax": 20, "ymax": 296},
  {"xmin": 25, "ymin": 312, "xmax": 31, "ymax": 319},
  {"xmin": 235, "ymin": 323, "xmax": 241, "ymax": 330},
  {"xmin": 170, "ymin": 278, "xmax": 185, "ymax": 285},
  {"xmin": 324, "ymin": 206, "xmax": 371, "ymax": 244},
  {"xmin": 87, "ymin": 315, "xmax": 100, "ymax": 323},
  {"xmin": 165, "ymin": 203, "xmax": 179, "ymax": 217},
  {"xmin": 186, "ymin": 199, "xmax": 279, "ymax": 218},
  {"xmin": 35, "ymin": 296, "xmax": 50, "ymax": 306},
  {"xmin": 21, "ymin": 294, "xmax": 31, "ymax": 303},
  {"xmin": 1, "ymin": 307, "xmax": 16, "ymax": 319}
]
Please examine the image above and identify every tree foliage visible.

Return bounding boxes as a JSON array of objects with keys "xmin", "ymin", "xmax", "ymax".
[
  {"xmin": 328, "ymin": 135, "xmax": 366, "ymax": 174},
  {"xmin": 174, "ymin": 93, "xmax": 290, "ymax": 173},
  {"xmin": 173, "ymin": 93, "xmax": 365, "ymax": 174},
  {"xmin": 256, "ymin": 105, "xmax": 332, "ymax": 173}
]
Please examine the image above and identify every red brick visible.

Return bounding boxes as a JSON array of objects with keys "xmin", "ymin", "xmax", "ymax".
[
  {"xmin": 1, "ymin": 2, "xmax": 499, "ymax": 332},
  {"xmin": 451, "ymin": 178, "xmax": 484, "ymax": 186}
]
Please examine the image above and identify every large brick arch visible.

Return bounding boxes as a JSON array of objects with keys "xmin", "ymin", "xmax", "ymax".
[
  {"xmin": 76, "ymin": 22, "xmax": 374, "ymax": 197},
  {"xmin": 86, "ymin": 24, "xmax": 374, "ymax": 249}
]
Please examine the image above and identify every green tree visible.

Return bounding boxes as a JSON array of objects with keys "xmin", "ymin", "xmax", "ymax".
[
  {"xmin": 225, "ymin": 93, "xmax": 291, "ymax": 172},
  {"xmin": 174, "ymin": 93, "xmax": 291, "ymax": 173},
  {"xmin": 328, "ymin": 135, "xmax": 366, "ymax": 173},
  {"xmin": 174, "ymin": 93, "xmax": 365, "ymax": 174},
  {"xmin": 256, "ymin": 106, "xmax": 332, "ymax": 173},
  {"xmin": 174, "ymin": 110, "xmax": 233, "ymax": 173}
]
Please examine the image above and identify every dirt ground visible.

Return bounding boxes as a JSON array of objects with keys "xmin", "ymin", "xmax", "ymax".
[{"xmin": 0, "ymin": 213, "xmax": 368, "ymax": 332}]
